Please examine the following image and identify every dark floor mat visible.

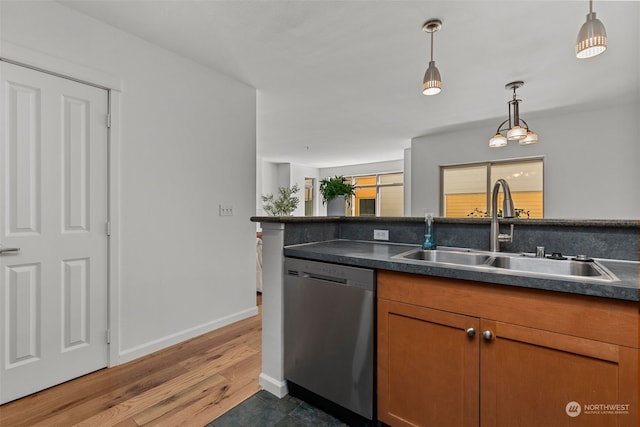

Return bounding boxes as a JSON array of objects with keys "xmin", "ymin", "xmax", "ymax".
[{"xmin": 205, "ymin": 390, "xmax": 348, "ymax": 427}]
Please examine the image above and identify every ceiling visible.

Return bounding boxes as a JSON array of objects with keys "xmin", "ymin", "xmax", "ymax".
[{"xmin": 60, "ymin": 0, "xmax": 639, "ymax": 168}]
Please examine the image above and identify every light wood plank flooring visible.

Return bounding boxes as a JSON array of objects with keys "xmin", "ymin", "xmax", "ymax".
[{"xmin": 0, "ymin": 298, "xmax": 262, "ymax": 427}]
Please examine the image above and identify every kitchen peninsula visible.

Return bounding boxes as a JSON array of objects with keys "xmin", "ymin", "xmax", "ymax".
[{"xmin": 251, "ymin": 216, "xmax": 639, "ymax": 426}]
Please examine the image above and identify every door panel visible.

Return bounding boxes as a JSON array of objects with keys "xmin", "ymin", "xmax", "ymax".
[
  {"xmin": 6, "ymin": 78, "xmax": 41, "ymax": 235},
  {"xmin": 6, "ymin": 263, "xmax": 41, "ymax": 365},
  {"xmin": 0, "ymin": 61, "xmax": 109, "ymax": 404},
  {"xmin": 482, "ymin": 319, "xmax": 638, "ymax": 427},
  {"xmin": 378, "ymin": 298, "xmax": 480, "ymax": 427}
]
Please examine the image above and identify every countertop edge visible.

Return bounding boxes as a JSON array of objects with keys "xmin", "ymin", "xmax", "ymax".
[{"xmin": 252, "ymin": 216, "xmax": 640, "ymax": 228}]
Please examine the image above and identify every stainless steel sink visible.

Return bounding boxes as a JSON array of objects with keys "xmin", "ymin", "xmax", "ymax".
[
  {"xmin": 489, "ymin": 256, "xmax": 604, "ymax": 277},
  {"xmin": 393, "ymin": 247, "xmax": 620, "ymax": 282},
  {"xmin": 400, "ymin": 249, "xmax": 491, "ymax": 266}
]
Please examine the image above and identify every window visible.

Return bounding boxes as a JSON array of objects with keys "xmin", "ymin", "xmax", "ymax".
[
  {"xmin": 345, "ymin": 172, "xmax": 403, "ymax": 217},
  {"xmin": 441, "ymin": 158, "xmax": 543, "ymax": 218}
]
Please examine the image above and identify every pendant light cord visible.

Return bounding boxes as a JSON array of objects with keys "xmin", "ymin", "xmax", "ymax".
[{"xmin": 430, "ymin": 32, "xmax": 434, "ymax": 61}]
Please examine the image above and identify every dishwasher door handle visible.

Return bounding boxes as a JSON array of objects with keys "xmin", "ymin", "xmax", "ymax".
[{"xmin": 300, "ymin": 272, "xmax": 348, "ymax": 285}]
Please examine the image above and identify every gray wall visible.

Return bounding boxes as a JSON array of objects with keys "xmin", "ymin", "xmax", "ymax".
[{"xmin": 411, "ymin": 102, "xmax": 640, "ymax": 219}]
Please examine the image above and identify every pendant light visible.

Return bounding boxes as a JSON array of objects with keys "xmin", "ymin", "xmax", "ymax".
[
  {"xmin": 576, "ymin": 0, "xmax": 607, "ymax": 59},
  {"xmin": 422, "ymin": 19, "xmax": 442, "ymax": 96},
  {"xmin": 489, "ymin": 81, "xmax": 539, "ymax": 148}
]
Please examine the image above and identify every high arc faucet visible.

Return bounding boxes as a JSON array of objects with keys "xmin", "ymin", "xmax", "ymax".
[{"xmin": 490, "ymin": 178, "xmax": 515, "ymax": 252}]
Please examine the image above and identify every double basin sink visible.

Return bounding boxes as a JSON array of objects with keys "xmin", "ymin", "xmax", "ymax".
[{"xmin": 393, "ymin": 247, "xmax": 619, "ymax": 283}]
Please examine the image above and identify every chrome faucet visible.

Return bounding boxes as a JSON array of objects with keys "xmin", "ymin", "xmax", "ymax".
[{"xmin": 490, "ymin": 179, "xmax": 515, "ymax": 252}]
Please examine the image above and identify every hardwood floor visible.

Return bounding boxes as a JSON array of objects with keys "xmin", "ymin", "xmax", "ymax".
[{"xmin": 0, "ymin": 296, "xmax": 262, "ymax": 427}]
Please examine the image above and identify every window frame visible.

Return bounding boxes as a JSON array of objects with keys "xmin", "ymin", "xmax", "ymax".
[
  {"xmin": 439, "ymin": 157, "xmax": 544, "ymax": 218},
  {"xmin": 344, "ymin": 172, "xmax": 404, "ymax": 217}
]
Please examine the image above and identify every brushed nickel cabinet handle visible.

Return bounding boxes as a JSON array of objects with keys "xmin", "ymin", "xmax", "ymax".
[{"xmin": 482, "ymin": 330, "xmax": 494, "ymax": 341}]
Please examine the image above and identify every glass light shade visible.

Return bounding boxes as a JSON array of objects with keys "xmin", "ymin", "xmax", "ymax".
[
  {"xmin": 576, "ymin": 12, "xmax": 607, "ymax": 59},
  {"xmin": 422, "ymin": 61, "xmax": 441, "ymax": 95},
  {"xmin": 507, "ymin": 125, "xmax": 527, "ymax": 141},
  {"xmin": 489, "ymin": 133, "xmax": 508, "ymax": 148},
  {"xmin": 520, "ymin": 131, "xmax": 539, "ymax": 145}
]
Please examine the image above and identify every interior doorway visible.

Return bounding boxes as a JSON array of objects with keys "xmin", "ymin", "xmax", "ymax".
[
  {"xmin": 304, "ymin": 178, "xmax": 314, "ymax": 216},
  {"xmin": 0, "ymin": 60, "xmax": 110, "ymax": 403}
]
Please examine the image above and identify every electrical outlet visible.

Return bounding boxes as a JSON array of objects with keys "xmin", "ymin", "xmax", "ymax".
[
  {"xmin": 219, "ymin": 204, "xmax": 234, "ymax": 216},
  {"xmin": 373, "ymin": 229, "xmax": 389, "ymax": 241}
]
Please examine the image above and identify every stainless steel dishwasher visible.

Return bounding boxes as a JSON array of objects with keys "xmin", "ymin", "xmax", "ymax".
[{"xmin": 284, "ymin": 257, "xmax": 375, "ymax": 425}]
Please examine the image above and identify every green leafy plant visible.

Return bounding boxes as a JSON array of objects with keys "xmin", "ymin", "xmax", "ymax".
[
  {"xmin": 467, "ymin": 207, "xmax": 530, "ymax": 218},
  {"xmin": 319, "ymin": 175, "xmax": 356, "ymax": 205},
  {"xmin": 262, "ymin": 184, "xmax": 300, "ymax": 216},
  {"xmin": 467, "ymin": 208, "xmax": 488, "ymax": 217}
]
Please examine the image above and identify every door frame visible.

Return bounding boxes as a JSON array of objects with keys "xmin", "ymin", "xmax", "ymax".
[{"xmin": 1, "ymin": 41, "xmax": 123, "ymax": 367}]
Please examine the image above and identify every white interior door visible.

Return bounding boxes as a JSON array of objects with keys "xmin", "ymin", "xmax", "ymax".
[{"xmin": 0, "ymin": 61, "xmax": 109, "ymax": 404}]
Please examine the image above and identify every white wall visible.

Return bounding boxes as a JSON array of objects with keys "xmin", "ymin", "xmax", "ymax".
[
  {"xmin": 257, "ymin": 160, "xmax": 278, "ymax": 216},
  {"xmin": 1, "ymin": 1, "xmax": 258, "ymax": 363},
  {"xmin": 290, "ymin": 164, "xmax": 320, "ymax": 216},
  {"xmin": 403, "ymin": 149, "xmax": 412, "ymax": 215},
  {"xmin": 258, "ymin": 160, "xmax": 319, "ymax": 216},
  {"xmin": 320, "ymin": 159, "xmax": 403, "ymax": 179},
  {"xmin": 411, "ymin": 102, "xmax": 640, "ymax": 219},
  {"xmin": 276, "ymin": 163, "xmax": 292, "ymax": 194}
]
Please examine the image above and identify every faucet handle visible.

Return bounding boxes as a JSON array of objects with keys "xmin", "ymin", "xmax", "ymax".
[{"xmin": 498, "ymin": 224, "xmax": 514, "ymax": 243}]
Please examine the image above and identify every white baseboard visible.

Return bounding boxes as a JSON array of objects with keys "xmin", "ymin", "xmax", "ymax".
[
  {"xmin": 116, "ymin": 306, "xmax": 259, "ymax": 364},
  {"xmin": 259, "ymin": 373, "xmax": 288, "ymax": 398}
]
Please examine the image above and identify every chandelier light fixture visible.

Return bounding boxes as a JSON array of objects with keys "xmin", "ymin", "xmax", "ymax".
[
  {"xmin": 422, "ymin": 19, "xmax": 442, "ymax": 95},
  {"xmin": 576, "ymin": 0, "xmax": 607, "ymax": 59},
  {"xmin": 489, "ymin": 81, "xmax": 539, "ymax": 148}
]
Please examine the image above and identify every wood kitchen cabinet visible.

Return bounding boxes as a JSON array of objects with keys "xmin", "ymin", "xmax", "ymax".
[
  {"xmin": 378, "ymin": 298, "xmax": 480, "ymax": 426},
  {"xmin": 377, "ymin": 270, "xmax": 639, "ymax": 427}
]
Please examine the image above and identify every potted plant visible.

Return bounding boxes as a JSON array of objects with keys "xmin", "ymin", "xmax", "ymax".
[
  {"xmin": 262, "ymin": 184, "xmax": 300, "ymax": 216},
  {"xmin": 319, "ymin": 175, "xmax": 355, "ymax": 216}
]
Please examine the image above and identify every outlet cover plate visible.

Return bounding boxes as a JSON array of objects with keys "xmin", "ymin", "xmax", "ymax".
[{"xmin": 374, "ymin": 229, "xmax": 389, "ymax": 240}]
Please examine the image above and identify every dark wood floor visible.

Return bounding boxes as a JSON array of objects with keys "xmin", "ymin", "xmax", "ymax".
[{"xmin": 0, "ymin": 295, "xmax": 262, "ymax": 426}]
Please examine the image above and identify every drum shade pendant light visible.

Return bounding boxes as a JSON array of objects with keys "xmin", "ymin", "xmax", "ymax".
[
  {"xmin": 576, "ymin": 0, "xmax": 607, "ymax": 59},
  {"xmin": 489, "ymin": 81, "xmax": 539, "ymax": 148},
  {"xmin": 422, "ymin": 19, "xmax": 442, "ymax": 95}
]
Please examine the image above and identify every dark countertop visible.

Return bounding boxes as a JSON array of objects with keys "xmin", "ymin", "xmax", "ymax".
[{"xmin": 283, "ymin": 240, "xmax": 640, "ymax": 302}]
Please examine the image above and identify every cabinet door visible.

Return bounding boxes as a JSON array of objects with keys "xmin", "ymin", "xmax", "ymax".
[
  {"xmin": 378, "ymin": 299, "xmax": 480, "ymax": 427},
  {"xmin": 481, "ymin": 319, "xmax": 639, "ymax": 427}
]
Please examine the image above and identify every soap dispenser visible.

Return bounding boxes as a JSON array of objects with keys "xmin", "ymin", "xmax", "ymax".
[{"xmin": 422, "ymin": 212, "xmax": 436, "ymax": 250}]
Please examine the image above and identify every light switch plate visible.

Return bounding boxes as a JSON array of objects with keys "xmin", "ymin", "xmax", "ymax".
[
  {"xmin": 374, "ymin": 229, "xmax": 389, "ymax": 240},
  {"xmin": 219, "ymin": 204, "xmax": 234, "ymax": 216}
]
